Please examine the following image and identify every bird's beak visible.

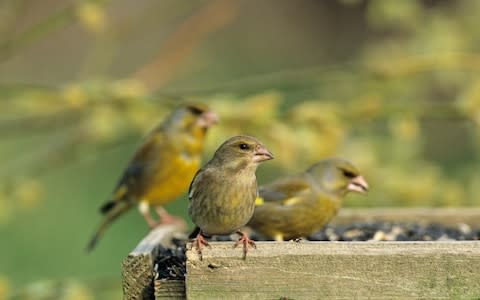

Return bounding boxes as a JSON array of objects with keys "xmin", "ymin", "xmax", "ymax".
[
  {"xmin": 253, "ymin": 145, "xmax": 274, "ymax": 162},
  {"xmin": 199, "ymin": 111, "xmax": 219, "ymax": 128},
  {"xmin": 347, "ymin": 175, "xmax": 369, "ymax": 194}
]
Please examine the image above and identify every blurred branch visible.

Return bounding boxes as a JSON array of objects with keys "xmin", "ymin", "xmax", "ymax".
[
  {"xmin": 159, "ymin": 65, "xmax": 336, "ymax": 96},
  {"xmin": 0, "ymin": 82, "xmax": 59, "ymax": 94},
  {"xmin": 0, "ymin": 125, "xmax": 88, "ymax": 179},
  {"xmin": 367, "ymin": 52, "xmax": 480, "ymax": 78},
  {"xmin": 132, "ymin": 0, "xmax": 239, "ymax": 92},
  {"xmin": 0, "ymin": 0, "xmax": 112, "ymax": 64},
  {"xmin": 109, "ymin": 2, "xmax": 203, "ymax": 40},
  {"xmin": 0, "ymin": 0, "xmax": 28, "ymax": 44},
  {"xmin": 157, "ymin": 52, "xmax": 480, "ymax": 96},
  {"xmin": 0, "ymin": 110, "xmax": 85, "ymax": 137}
]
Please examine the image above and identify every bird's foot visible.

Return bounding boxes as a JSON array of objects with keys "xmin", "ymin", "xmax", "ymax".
[
  {"xmin": 153, "ymin": 207, "xmax": 186, "ymax": 229},
  {"xmin": 141, "ymin": 213, "xmax": 159, "ymax": 229},
  {"xmin": 193, "ymin": 233, "xmax": 210, "ymax": 261},
  {"xmin": 234, "ymin": 231, "xmax": 256, "ymax": 260}
]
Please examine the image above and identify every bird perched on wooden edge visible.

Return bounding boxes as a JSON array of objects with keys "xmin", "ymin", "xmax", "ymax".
[
  {"xmin": 247, "ymin": 158, "xmax": 368, "ymax": 241},
  {"xmin": 86, "ymin": 103, "xmax": 217, "ymax": 252},
  {"xmin": 188, "ymin": 135, "xmax": 273, "ymax": 260}
]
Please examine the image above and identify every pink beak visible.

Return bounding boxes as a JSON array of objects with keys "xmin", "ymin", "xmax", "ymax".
[
  {"xmin": 347, "ymin": 175, "xmax": 369, "ymax": 194},
  {"xmin": 253, "ymin": 145, "xmax": 274, "ymax": 163},
  {"xmin": 199, "ymin": 111, "xmax": 219, "ymax": 128}
]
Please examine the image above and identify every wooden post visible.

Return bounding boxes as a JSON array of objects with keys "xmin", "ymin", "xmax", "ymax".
[{"xmin": 122, "ymin": 224, "xmax": 185, "ymax": 300}]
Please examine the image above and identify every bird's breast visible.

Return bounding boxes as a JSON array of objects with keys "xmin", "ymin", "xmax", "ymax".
[
  {"xmin": 192, "ymin": 176, "xmax": 257, "ymax": 235},
  {"xmin": 143, "ymin": 156, "xmax": 200, "ymax": 204}
]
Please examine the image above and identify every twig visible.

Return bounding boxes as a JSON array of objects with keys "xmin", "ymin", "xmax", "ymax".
[
  {"xmin": 0, "ymin": 0, "xmax": 112, "ymax": 63},
  {"xmin": 132, "ymin": 0, "xmax": 239, "ymax": 91}
]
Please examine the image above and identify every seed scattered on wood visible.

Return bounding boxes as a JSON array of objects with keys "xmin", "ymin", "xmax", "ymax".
[{"xmin": 308, "ymin": 222, "xmax": 480, "ymax": 242}]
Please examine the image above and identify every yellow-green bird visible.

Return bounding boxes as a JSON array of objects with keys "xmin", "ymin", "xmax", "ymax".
[
  {"xmin": 86, "ymin": 104, "xmax": 217, "ymax": 252},
  {"xmin": 247, "ymin": 158, "xmax": 368, "ymax": 241},
  {"xmin": 188, "ymin": 135, "xmax": 273, "ymax": 259}
]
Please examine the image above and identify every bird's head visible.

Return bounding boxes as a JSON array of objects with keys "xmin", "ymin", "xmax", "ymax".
[
  {"xmin": 212, "ymin": 135, "xmax": 274, "ymax": 170},
  {"xmin": 307, "ymin": 158, "xmax": 369, "ymax": 196},
  {"xmin": 166, "ymin": 103, "xmax": 218, "ymax": 135}
]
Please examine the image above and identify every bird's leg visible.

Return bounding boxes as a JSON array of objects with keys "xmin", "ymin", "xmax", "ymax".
[
  {"xmin": 139, "ymin": 201, "xmax": 157, "ymax": 229},
  {"xmin": 234, "ymin": 231, "xmax": 256, "ymax": 260},
  {"xmin": 154, "ymin": 206, "xmax": 186, "ymax": 228},
  {"xmin": 192, "ymin": 232, "xmax": 210, "ymax": 261}
]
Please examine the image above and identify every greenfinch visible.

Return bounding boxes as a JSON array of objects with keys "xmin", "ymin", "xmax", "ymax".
[
  {"xmin": 86, "ymin": 104, "xmax": 217, "ymax": 252},
  {"xmin": 247, "ymin": 158, "xmax": 368, "ymax": 241},
  {"xmin": 188, "ymin": 135, "xmax": 273, "ymax": 259}
]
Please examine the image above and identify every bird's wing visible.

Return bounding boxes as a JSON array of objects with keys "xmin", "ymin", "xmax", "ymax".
[
  {"xmin": 188, "ymin": 166, "xmax": 208, "ymax": 202},
  {"xmin": 257, "ymin": 175, "xmax": 311, "ymax": 206},
  {"xmin": 110, "ymin": 133, "xmax": 167, "ymax": 203}
]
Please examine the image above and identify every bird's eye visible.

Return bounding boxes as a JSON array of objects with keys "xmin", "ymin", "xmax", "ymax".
[
  {"xmin": 239, "ymin": 143, "xmax": 249, "ymax": 150},
  {"xmin": 187, "ymin": 105, "xmax": 204, "ymax": 115},
  {"xmin": 342, "ymin": 170, "xmax": 356, "ymax": 178}
]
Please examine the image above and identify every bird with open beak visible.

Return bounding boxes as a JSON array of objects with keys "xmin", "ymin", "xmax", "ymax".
[
  {"xmin": 247, "ymin": 158, "xmax": 368, "ymax": 241},
  {"xmin": 188, "ymin": 135, "xmax": 274, "ymax": 259}
]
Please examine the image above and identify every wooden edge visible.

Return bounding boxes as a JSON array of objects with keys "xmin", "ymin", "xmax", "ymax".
[
  {"xmin": 333, "ymin": 207, "xmax": 480, "ymax": 227},
  {"xmin": 122, "ymin": 224, "xmax": 186, "ymax": 300},
  {"xmin": 186, "ymin": 240, "xmax": 480, "ymax": 260},
  {"xmin": 185, "ymin": 241, "xmax": 480, "ymax": 299}
]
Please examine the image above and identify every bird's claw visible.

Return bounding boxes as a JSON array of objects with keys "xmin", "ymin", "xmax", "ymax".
[
  {"xmin": 234, "ymin": 231, "xmax": 256, "ymax": 260},
  {"xmin": 193, "ymin": 233, "xmax": 210, "ymax": 261}
]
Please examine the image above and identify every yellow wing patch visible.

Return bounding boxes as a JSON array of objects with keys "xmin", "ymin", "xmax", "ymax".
[
  {"xmin": 282, "ymin": 196, "xmax": 302, "ymax": 206},
  {"xmin": 255, "ymin": 196, "xmax": 302, "ymax": 206},
  {"xmin": 113, "ymin": 184, "xmax": 128, "ymax": 201}
]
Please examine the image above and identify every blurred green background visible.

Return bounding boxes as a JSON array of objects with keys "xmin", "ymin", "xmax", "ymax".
[{"xmin": 2, "ymin": 0, "xmax": 480, "ymax": 298}]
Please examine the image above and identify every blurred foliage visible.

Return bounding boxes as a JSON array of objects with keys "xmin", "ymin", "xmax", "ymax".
[{"xmin": 2, "ymin": 0, "xmax": 480, "ymax": 299}]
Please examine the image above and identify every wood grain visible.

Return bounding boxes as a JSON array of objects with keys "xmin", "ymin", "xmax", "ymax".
[
  {"xmin": 186, "ymin": 241, "xmax": 480, "ymax": 299},
  {"xmin": 154, "ymin": 280, "xmax": 185, "ymax": 299}
]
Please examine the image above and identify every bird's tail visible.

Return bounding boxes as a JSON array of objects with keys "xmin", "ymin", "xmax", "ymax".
[{"xmin": 86, "ymin": 200, "xmax": 131, "ymax": 253}]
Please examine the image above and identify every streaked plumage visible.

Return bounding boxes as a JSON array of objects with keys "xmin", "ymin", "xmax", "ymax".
[{"xmin": 247, "ymin": 158, "xmax": 368, "ymax": 241}]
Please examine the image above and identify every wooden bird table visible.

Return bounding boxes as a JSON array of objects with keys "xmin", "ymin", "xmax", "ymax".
[{"xmin": 122, "ymin": 208, "xmax": 480, "ymax": 299}]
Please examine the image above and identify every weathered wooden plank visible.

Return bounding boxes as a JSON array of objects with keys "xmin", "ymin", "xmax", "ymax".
[
  {"xmin": 154, "ymin": 280, "xmax": 185, "ymax": 299},
  {"xmin": 123, "ymin": 209, "xmax": 480, "ymax": 299},
  {"xmin": 122, "ymin": 224, "xmax": 185, "ymax": 300},
  {"xmin": 185, "ymin": 241, "xmax": 480, "ymax": 299},
  {"xmin": 334, "ymin": 207, "xmax": 480, "ymax": 227}
]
